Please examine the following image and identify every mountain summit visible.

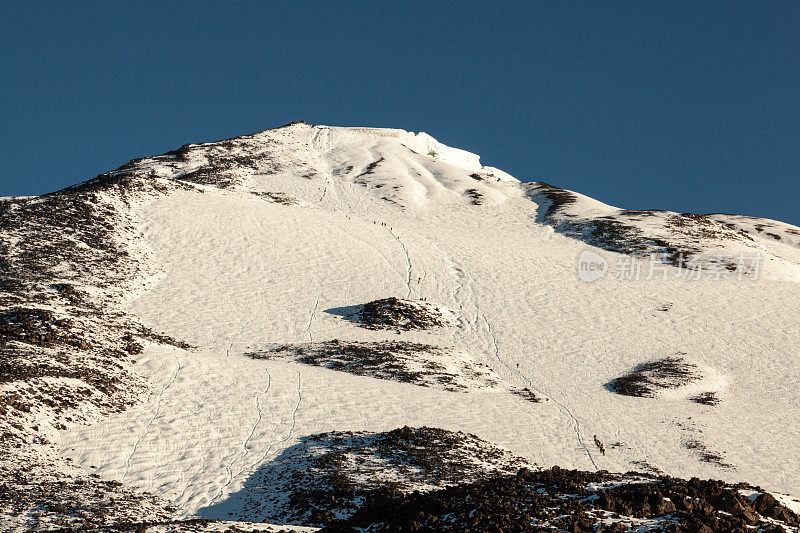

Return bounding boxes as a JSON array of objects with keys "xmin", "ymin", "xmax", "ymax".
[{"xmin": 2, "ymin": 123, "xmax": 799, "ymax": 531}]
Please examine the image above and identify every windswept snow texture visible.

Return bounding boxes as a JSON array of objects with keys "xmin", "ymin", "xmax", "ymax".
[{"xmin": 3, "ymin": 122, "xmax": 800, "ymax": 530}]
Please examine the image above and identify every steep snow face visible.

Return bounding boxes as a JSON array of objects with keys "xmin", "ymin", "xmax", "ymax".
[
  {"xmin": 44, "ymin": 123, "xmax": 800, "ymax": 524},
  {"xmin": 113, "ymin": 121, "xmax": 800, "ymax": 280}
]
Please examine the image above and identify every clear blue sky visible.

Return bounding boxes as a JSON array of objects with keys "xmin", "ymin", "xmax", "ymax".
[{"xmin": 2, "ymin": 1, "xmax": 798, "ymax": 225}]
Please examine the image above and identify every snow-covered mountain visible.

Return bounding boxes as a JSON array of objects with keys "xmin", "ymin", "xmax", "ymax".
[{"xmin": 2, "ymin": 122, "xmax": 799, "ymax": 532}]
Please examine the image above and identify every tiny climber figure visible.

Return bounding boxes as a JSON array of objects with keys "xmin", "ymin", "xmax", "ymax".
[{"xmin": 593, "ymin": 435, "xmax": 606, "ymax": 455}]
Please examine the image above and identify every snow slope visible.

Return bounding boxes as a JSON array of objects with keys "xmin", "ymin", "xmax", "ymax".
[{"xmin": 9, "ymin": 122, "xmax": 800, "ymax": 528}]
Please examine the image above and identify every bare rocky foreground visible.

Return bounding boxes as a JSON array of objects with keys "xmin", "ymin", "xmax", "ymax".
[
  {"xmin": 323, "ymin": 466, "xmax": 800, "ymax": 533},
  {"xmin": 9, "ymin": 427, "xmax": 798, "ymax": 532}
]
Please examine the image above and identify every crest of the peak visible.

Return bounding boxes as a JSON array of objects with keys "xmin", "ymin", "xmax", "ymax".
[
  {"xmin": 101, "ymin": 122, "xmax": 520, "ymax": 209},
  {"xmin": 242, "ymin": 122, "xmax": 520, "ymax": 180}
]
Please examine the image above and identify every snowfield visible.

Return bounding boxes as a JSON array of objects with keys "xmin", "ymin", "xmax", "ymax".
[{"xmin": 3, "ymin": 122, "xmax": 800, "ymax": 531}]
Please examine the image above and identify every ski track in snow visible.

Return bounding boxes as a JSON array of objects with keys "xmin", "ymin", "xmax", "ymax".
[
  {"xmin": 429, "ymin": 241, "xmax": 473, "ymax": 330},
  {"xmin": 517, "ymin": 364, "xmax": 599, "ymax": 471},
  {"xmin": 453, "ymin": 265, "xmax": 470, "ymax": 329},
  {"xmin": 479, "ymin": 314, "xmax": 536, "ymax": 459},
  {"xmin": 447, "ymin": 240, "xmax": 597, "ymax": 470},
  {"xmin": 440, "ymin": 246, "xmax": 542, "ymax": 462},
  {"xmin": 123, "ymin": 354, "xmax": 182, "ymax": 484},
  {"xmin": 480, "ymin": 313, "xmax": 597, "ymax": 470},
  {"xmin": 239, "ymin": 370, "xmax": 302, "ymax": 495},
  {"xmin": 243, "ymin": 372, "xmax": 271, "ymax": 455},
  {"xmin": 388, "ymin": 227, "xmax": 413, "ymax": 298},
  {"xmin": 304, "ymin": 297, "xmax": 319, "ymax": 342},
  {"xmin": 284, "ymin": 372, "xmax": 302, "ymax": 448},
  {"xmin": 210, "ymin": 371, "xmax": 273, "ymax": 507},
  {"xmin": 436, "ymin": 243, "xmax": 587, "ymax": 467}
]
